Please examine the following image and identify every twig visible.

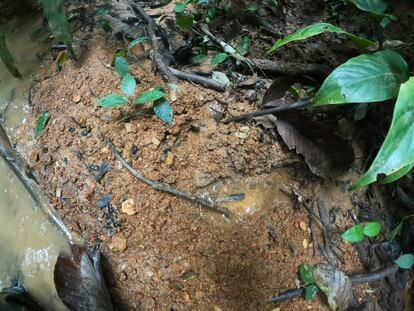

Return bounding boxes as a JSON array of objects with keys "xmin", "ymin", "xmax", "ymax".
[
  {"xmin": 107, "ymin": 140, "xmax": 230, "ymax": 217},
  {"xmin": 168, "ymin": 67, "xmax": 226, "ymax": 92},
  {"xmin": 130, "ymin": 1, "xmax": 178, "ymax": 84},
  {"xmin": 222, "ymin": 99, "xmax": 311, "ymax": 123},
  {"xmin": 270, "ymin": 265, "xmax": 398, "ymax": 304},
  {"xmin": 246, "ymin": 59, "xmax": 332, "ymax": 76}
]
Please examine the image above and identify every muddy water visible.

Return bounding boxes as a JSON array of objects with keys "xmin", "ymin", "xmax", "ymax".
[
  {"xmin": 0, "ymin": 16, "xmax": 70, "ymax": 310},
  {"xmin": 207, "ymin": 171, "xmax": 287, "ymax": 219}
]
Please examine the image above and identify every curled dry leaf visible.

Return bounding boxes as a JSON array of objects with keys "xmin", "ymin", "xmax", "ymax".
[{"xmin": 314, "ymin": 264, "xmax": 352, "ymax": 311}]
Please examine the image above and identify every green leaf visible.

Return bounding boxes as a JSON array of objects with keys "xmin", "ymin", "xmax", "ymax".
[
  {"xmin": 114, "ymin": 56, "xmax": 129, "ymax": 77},
  {"xmin": 381, "ymin": 164, "xmax": 413, "ymax": 184},
  {"xmin": 348, "ymin": 0, "xmax": 387, "ymax": 15},
  {"xmin": 120, "ymin": 73, "xmax": 136, "ymax": 97},
  {"xmin": 235, "ymin": 36, "xmax": 251, "ymax": 56},
  {"xmin": 128, "ymin": 37, "xmax": 147, "ymax": 49},
  {"xmin": 352, "ymin": 77, "xmax": 414, "ymax": 189},
  {"xmin": 268, "ymin": 23, "xmax": 374, "ymax": 54},
  {"xmin": 0, "ymin": 32, "xmax": 22, "ymax": 78},
  {"xmin": 96, "ymin": 94, "xmax": 128, "ymax": 108},
  {"xmin": 38, "ymin": 0, "xmax": 74, "ymax": 57},
  {"xmin": 192, "ymin": 54, "xmax": 207, "ymax": 64},
  {"xmin": 35, "ymin": 111, "xmax": 50, "ymax": 138},
  {"xmin": 135, "ymin": 89, "xmax": 166, "ymax": 105},
  {"xmin": 390, "ymin": 221, "xmax": 403, "ymax": 241},
  {"xmin": 314, "ymin": 50, "xmax": 409, "ymax": 106},
  {"xmin": 305, "ymin": 284, "xmax": 318, "ymax": 301},
  {"xmin": 154, "ymin": 98, "xmax": 173, "ymax": 124},
  {"xmin": 211, "ymin": 53, "xmax": 228, "ymax": 66},
  {"xmin": 341, "ymin": 224, "xmax": 365, "ymax": 243},
  {"xmin": 363, "ymin": 222, "xmax": 381, "ymax": 237},
  {"xmin": 299, "ymin": 264, "xmax": 315, "ymax": 285},
  {"xmin": 176, "ymin": 15, "xmax": 194, "ymax": 29},
  {"xmin": 394, "ymin": 254, "xmax": 414, "ymax": 269},
  {"xmin": 174, "ymin": 1, "xmax": 189, "ymax": 13}
]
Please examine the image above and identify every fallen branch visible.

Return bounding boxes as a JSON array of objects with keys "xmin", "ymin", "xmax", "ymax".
[
  {"xmin": 222, "ymin": 99, "xmax": 311, "ymax": 123},
  {"xmin": 107, "ymin": 140, "xmax": 230, "ymax": 217},
  {"xmin": 130, "ymin": 1, "xmax": 179, "ymax": 84},
  {"xmin": 168, "ymin": 67, "xmax": 227, "ymax": 92},
  {"xmin": 270, "ymin": 265, "xmax": 398, "ymax": 304},
  {"xmin": 246, "ymin": 58, "xmax": 332, "ymax": 76}
]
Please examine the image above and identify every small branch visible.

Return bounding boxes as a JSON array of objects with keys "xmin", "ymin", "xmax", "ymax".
[
  {"xmin": 222, "ymin": 99, "xmax": 310, "ymax": 123},
  {"xmin": 270, "ymin": 266, "xmax": 398, "ymax": 304},
  {"xmin": 107, "ymin": 141, "xmax": 230, "ymax": 217},
  {"xmin": 246, "ymin": 59, "xmax": 332, "ymax": 76},
  {"xmin": 168, "ymin": 67, "xmax": 226, "ymax": 92},
  {"xmin": 130, "ymin": 1, "xmax": 178, "ymax": 84}
]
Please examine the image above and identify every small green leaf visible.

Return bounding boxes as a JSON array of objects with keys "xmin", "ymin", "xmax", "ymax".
[
  {"xmin": 305, "ymin": 284, "xmax": 318, "ymax": 301},
  {"xmin": 235, "ymin": 36, "xmax": 251, "ymax": 56},
  {"xmin": 390, "ymin": 222, "xmax": 403, "ymax": 241},
  {"xmin": 35, "ymin": 111, "xmax": 50, "ymax": 138},
  {"xmin": 314, "ymin": 50, "xmax": 409, "ymax": 106},
  {"xmin": 363, "ymin": 222, "xmax": 381, "ymax": 237},
  {"xmin": 341, "ymin": 224, "xmax": 365, "ymax": 243},
  {"xmin": 352, "ymin": 77, "xmax": 414, "ymax": 189},
  {"xmin": 114, "ymin": 56, "xmax": 129, "ymax": 77},
  {"xmin": 381, "ymin": 164, "xmax": 414, "ymax": 184},
  {"xmin": 120, "ymin": 73, "xmax": 137, "ymax": 97},
  {"xmin": 299, "ymin": 264, "xmax": 315, "ymax": 285},
  {"xmin": 176, "ymin": 15, "xmax": 194, "ymax": 29},
  {"xmin": 268, "ymin": 23, "xmax": 374, "ymax": 54},
  {"xmin": 192, "ymin": 54, "xmax": 207, "ymax": 64},
  {"xmin": 174, "ymin": 1, "xmax": 189, "ymax": 13},
  {"xmin": 211, "ymin": 53, "xmax": 228, "ymax": 66},
  {"xmin": 394, "ymin": 254, "xmax": 414, "ymax": 269},
  {"xmin": 128, "ymin": 36, "xmax": 147, "ymax": 49},
  {"xmin": 134, "ymin": 89, "xmax": 166, "ymax": 105},
  {"xmin": 154, "ymin": 98, "xmax": 173, "ymax": 124},
  {"xmin": 245, "ymin": 3, "xmax": 258, "ymax": 13},
  {"xmin": 96, "ymin": 94, "xmax": 128, "ymax": 108}
]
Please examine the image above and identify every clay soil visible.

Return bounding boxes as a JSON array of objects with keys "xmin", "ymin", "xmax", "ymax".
[{"xmin": 14, "ymin": 1, "xmax": 413, "ymax": 310}]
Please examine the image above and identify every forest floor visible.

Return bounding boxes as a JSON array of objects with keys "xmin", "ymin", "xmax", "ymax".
[{"xmin": 14, "ymin": 0, "xmax": 414, "ymax": 310}]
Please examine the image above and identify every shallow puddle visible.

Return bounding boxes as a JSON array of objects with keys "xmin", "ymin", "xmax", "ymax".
[
  {"xmin": 0, "ymin": 16, "xmax": 70, "ymax": 310},
  {"xmin": 205, "ymin": 171, "xmax": 289, "ymax": 219}
]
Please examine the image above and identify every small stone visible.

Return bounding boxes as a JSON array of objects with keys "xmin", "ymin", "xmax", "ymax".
[
  {"xmin": 165, "ymin": 151, "xmax": 174, "ymax": 166},
  {"xmin": 72, "ymin": 95, "xmax": 81, "ymax": 103},
  {"xmin": 183, "ymin": 291, "xmax": 190, "ymax": 303},
  {"xmin": 152, "ymin": 137, "xmax": 161, "ymax": 146},
  {"xmin": 303, "ymin": 239, "xmax": 309, "ymax": 249},
  {"xmin": 299, "ymin": 221, "xmax": 307, "ymax": 231},
  {"xmin": 125, "ymin": 123, "xmax": 133, "ymax": 133},
  {"xmin": 240, "ymin": 126, "xmax": 250, "ymax": 133},
  {"xmin": 109, "ymin": 236, "xmax": 127, "ymax": 252},
  {"xmin": 272, "ymin": 308, "xmax": 281, "ymax": 311},
  {"xmin": 214, "ymin": 308, "xmax": 223, "ymax": 311},
  {"xmin": 121, "ymin": 198, "xmax": 137, "ymax": 216},
  {"xmin": 56, "ymin": 187, "xmax": 62, "ymax": 198},
  {"xmin": 235, "ymin": 132, "xmax": 249, "ymax": 139}
]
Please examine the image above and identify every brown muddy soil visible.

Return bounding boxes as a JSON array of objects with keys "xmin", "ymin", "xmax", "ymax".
[{"xmin": 13, "ymin": 1, "xmax": 414, "ymax": 310}]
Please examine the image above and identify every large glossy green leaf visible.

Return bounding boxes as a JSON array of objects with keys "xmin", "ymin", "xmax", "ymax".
[
  {"xmin": 120, "ymin": 73, "xmax": 136, "ymax": 97},
  {"xmin": 314, "ymin": 50, "xmax": 409, "ymax": 105},
  {"xmin": 348, "ymin": 0, "xmax": 387, "ymax": 15},
  {"xmin": 352, "ymin": 77, "xmax": 414, "ymax": 188},
  {"xmin": 268, "ymin": 23, "xmax": 374, "ymax": 54},
  {"xmin": 38, "ymin": 0, "xmax": 74, "ymax": 57},
  {"xmin": 153, "ymin": 98, "xmax": 173, "ymax": 125},
  {"xmin": 96, "ymin": 94, "xmax": 128, "ymax": 108},
  {"xmin": 0, "ymin": 32, "xmax": 21, "ymax": 78}
]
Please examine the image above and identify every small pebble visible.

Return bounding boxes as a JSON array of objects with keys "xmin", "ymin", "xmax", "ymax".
[
  {"xmin": 303, "ymin": 239, "xmax": 309, "ymax": 249},
  {"xmin": 109, "ymin": 236, "xmax": 127, "ymax": 252},
  {"xmin": 165, "ymin": 151, "xmax": 174, "ymax": 166},
  {"xmin": 299, "ymin": 221, "xmax": 307, "ymax": 231},
  {"xmin": 152, "ymin": 137, "xmax": 161, "ymax": 146},
  {"xmin": 125, "ymin": 123, "xmax": 133, "ymax": 133},
  {"xmin": 121, "ymin": 198, "xmax": 137, "ymax": 216},
  {"xmin": 72, "ymin": 95, "xmax": 81, "ymax": 103}
]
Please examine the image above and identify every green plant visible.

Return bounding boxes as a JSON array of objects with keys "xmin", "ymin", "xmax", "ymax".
[
  {"xmin": 390, "ymin": 214, "xmax": 414, "ymax": 240},
  {"xmin": 341, "ymin": 222, "xmax": 381, "ymax": 243},
  {"xmin": 394, "ymin": 254, "xmax": 414, "ymax": 269},
  {"xmin": 96, "ymin": 56, "xmax": 173, "ymax": 125},
  {"xmin": 299, "ymin": 264, "xmax": 319, "ymax": 300},
  {"xmin": 35, "ymin": 111, "xmax": 50, "ymax": 138},
  {"xmin": 268, "ymin": 0, "xmax": 414, "ymax": 188}
]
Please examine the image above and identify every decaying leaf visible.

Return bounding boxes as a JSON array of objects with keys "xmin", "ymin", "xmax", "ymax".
[
  {"xmin": 314, "ymin": 264, "xmax": 352, "ymax": 311},
  {"xmin": 260, "ymin": 80, "xmax": 354, "ymax": 178}
]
